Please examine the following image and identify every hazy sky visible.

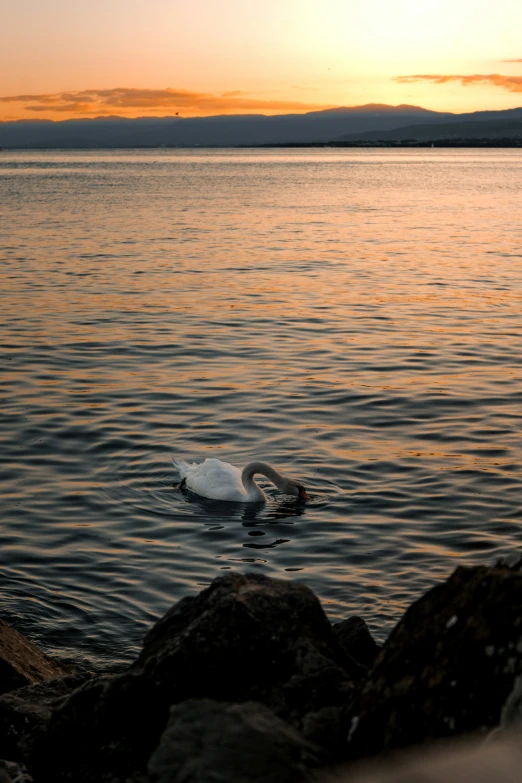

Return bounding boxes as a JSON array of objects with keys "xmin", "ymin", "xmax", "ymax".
[{"xmin": 2, "ymin": 0, "xmax": 522, "ymax": 120}]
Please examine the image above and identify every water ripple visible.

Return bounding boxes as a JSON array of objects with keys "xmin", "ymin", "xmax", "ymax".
[{"xmin": 1, "ymin": 148, "xmax": 522, "ymax": 666}]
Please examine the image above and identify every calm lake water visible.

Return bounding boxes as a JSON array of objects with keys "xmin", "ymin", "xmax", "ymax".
[{"xmin": 1, "ymin": 148, "xmax": 522, "ymax": 669}]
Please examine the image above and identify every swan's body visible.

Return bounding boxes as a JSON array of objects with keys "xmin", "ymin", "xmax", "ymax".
[{"xmin": 173, "ymin": 458, "xmax": 309, "ymax": 503}]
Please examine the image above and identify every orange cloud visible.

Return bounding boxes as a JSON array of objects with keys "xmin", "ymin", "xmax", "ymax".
[
  {"xmin": 0, "ymin": 87, "xmax": 334, "ymax": 119},
  {"xmin": 394, "ymin": 73, "xmax": 522, "ymax": 93}
]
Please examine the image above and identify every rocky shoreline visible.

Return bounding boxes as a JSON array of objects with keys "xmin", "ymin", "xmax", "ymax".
[{"xmin": 1, "ymin": 561, "xmax": 522, "ymax": 782}]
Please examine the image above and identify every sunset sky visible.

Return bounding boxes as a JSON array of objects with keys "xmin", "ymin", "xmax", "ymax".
[{"xmin": 2, "ymin": 0, "xmax": 522, "ymax": 121}]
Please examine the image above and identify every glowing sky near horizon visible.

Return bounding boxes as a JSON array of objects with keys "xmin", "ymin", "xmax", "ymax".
[{"xmin": 2, "ymin": 0, "xmax": 522, "ymax": 120}]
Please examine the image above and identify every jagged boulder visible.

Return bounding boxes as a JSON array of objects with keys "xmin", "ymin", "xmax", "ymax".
[
  {"xmin": 0, "ymin": 674, "xmax": 88, "ymax": 761},
  {"xmin": 333, "ymin": 617, "xmax": 380, "ymax": 669},
  {"xmin": 32, "ymin": 573, "xmax": 362, "ymax": 782},
  {"xmin": 0, "ymin": 760, "xmax": 33, "ymax": 783},
  {"xmin": 32, "ymin": 672, "xmax": 162, "ymax": 782},
  {"xmin": 148, "ymin": 699, "xmax": 319, "ymax": 783},
  {"xmin": 135, "ymin": 570, "xmax": 362, "ymax": 710},
  {"xmin": 348, "ymin": 563, "xmax": 522, "ymax": 758}
]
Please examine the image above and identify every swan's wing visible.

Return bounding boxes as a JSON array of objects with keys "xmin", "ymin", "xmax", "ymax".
[
  {"xmin": 174, "ymin": 458, "xmax": 246, "ymax": 500},
  {"xmin": 190, "ymin": 459, "xmax": 245, "ymax": 500}
]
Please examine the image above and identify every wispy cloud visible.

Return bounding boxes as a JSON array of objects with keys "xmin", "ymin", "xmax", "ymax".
[
  {"xmin": 503, "ymin": 59, "xmax": 522, "ymax": 63},
  {"xmin": 0, "ymin": 87, "xmax": 333, "ymax": 118},
  {"xmin": 394, "ymin": 73, "xmax": 522, "ymax": 93}
]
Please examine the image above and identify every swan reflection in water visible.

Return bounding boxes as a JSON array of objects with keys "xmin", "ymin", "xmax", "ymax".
[{"xmin": 176, "ymin": 480, "xmax": 308, "ymax": 524}]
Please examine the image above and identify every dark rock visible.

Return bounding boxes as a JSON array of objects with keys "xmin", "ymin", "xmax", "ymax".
[
  {"xmin": 301, "ymin": 706, "xmax": 350, "ymax": 757},
  {"xmin": 32, "ymin": 673, "xmax": 167, "ymax": 782},
  {"xmin": 136, "ymin": 571, "xmax": 362, "ymax": 708},
  {"xmin": 499, "ymin": 672, "xmax": 522, "ymax": 729},
  {"xmin": 349, "ymin": 564, "xmax": 522, "ymax": 758},
  {"xmin": 0, "ymin": 619, "xmax": 66, "ymax": 696},
  {"xmin": 148, "ymin": 699, "xmax": 319, "ymax": 783},
  {"xmin": 34, "ymin": 573, "xmax": 361, "ymax": 782},
  {"xmin": 333, "ymin": 617, "xmax": 380, "ymax": 669},
  {"xmin": 0, "ymin": 760, "xmax": 33, "ymax": 783},
  {"xmin": 0, "ymin": 674, "xmax": 88, "ymax": 761}
]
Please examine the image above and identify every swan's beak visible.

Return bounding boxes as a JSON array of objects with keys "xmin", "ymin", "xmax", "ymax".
[{"xmin": 298, "ymin": 488, "xmax": 310, "ymax": 501}]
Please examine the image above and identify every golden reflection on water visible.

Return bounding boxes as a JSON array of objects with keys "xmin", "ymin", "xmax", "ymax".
[{"xmin": 2, "ymin": 149, "xmax": 522, "ymax": 665}]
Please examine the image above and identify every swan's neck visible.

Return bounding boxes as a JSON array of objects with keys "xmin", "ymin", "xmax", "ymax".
[{"xmin": 241, "ymin": 462, "xmax": 287, "ymax": 495}]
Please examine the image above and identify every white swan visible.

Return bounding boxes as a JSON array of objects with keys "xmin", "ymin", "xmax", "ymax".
[{"xmin": 173, "ymin": 458, "xmax": 309, "ymax": 503}]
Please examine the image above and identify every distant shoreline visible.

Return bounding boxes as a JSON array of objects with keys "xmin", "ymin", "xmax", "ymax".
[
  {"xmin": 2, "ymin": 138, "xmax": 522, "ymax": 150},
  {"xmin": 248, "ymin": 138, "xmax": 522, "ymax": 149}
]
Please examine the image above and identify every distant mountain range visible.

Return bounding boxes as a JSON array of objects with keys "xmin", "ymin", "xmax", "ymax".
[
  {"xmin": 338, "ymin": 113, "xmax": 522, "ymax": 143},
  {"xmin": 2, "ymin": 104, "xmax": 522, "ymax": 148}
]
